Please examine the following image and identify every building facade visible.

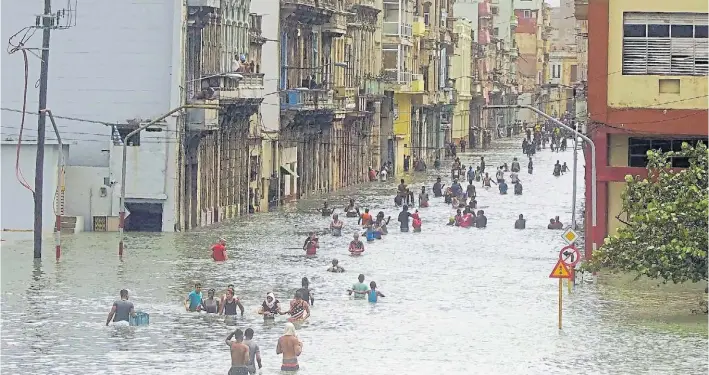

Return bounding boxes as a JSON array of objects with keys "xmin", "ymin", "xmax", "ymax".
[
  {"xmin": 544, "ymin": 47, "xmax": 578, "ymax": 118},
  {"xmin": 1, "ymin": 0, "xmax": 184, "ymax": 233},
  {"xmin": 575, "ymin": 0, "xmax": 709, "ymax": 258},
  {"xmin": 514, "ymin": 0, "xmax": 550, "ymax": 125},
  {"xmin": 451, "ymin": 18, "xmax": 474, "ymax": 145},
  {"xmin": 179, "ymin": 0, "xmax": 266, "ymax": 230}
]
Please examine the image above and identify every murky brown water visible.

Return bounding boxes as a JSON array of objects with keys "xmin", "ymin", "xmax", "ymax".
[{"xmin": 2, "ymin": 137, "xmax": 707, "ymax": 375}]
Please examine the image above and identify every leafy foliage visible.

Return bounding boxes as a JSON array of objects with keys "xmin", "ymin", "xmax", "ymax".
[{"xmin": 589, "ymin": 142, "xmax": 708, "ymax": 283}]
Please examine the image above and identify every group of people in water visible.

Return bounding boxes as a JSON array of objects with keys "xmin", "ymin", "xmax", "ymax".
[{"xmin": 106, "ymin": 124, "xmax": 575, "ymax": 374}]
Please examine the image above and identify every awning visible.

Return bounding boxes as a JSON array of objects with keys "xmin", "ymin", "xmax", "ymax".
[{"xmin": 280, "ymin": 165, "xmax": 299, "ymax": 178}]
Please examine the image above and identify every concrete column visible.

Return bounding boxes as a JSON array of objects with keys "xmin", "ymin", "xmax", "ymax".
[{"xmin": 372, "ymin": 101, "xmax": 381, "ymax": 171}]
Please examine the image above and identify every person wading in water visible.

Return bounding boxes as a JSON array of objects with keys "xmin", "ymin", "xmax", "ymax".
[
  {"xmin": 283, "ymin": 291, "xmax": 311, "ymax": 322},
  {"xmin": 277, "ymin": 323, "xmax": 303, "ymax": 372},
  {"xmin": 258, "ymin": 292, "xmax": 281, "ymax": 319},
  {"xmin": 225, "ymin": 329, "xmax": 250, "ymax": 375},
  {"xmin": 296, "ymin": 277, "xmax": 314, "ymax": 306},
  {"xmin": 106, "ymin": 289, "xmax": 135, "ymax": 326},
  {"xmin": 220, "ymin": 288, "xmax": 245, "ymax": 317}
]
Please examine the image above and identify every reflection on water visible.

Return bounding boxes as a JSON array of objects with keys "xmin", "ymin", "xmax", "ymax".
[{"xmin": 1, "ymin": 137, "xmax": 707, "ymax": 375}]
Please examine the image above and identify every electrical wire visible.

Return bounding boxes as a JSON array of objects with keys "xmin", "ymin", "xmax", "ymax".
[{"xmin": 7, "ymin": 32, "xmax": 36, "ymax": 194}]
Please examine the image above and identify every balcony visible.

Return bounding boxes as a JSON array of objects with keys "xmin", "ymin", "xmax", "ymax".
[
  {"xmin": 323, "ymin": 12, "xmax": 348, "ymax": 35},
  {"xmin": 383, "ymin": 22, "xmax": 413, "ymax": 39},
  {"xmin": 333, "ymin": 95, "xmax": 358, "ymax": 112},
  {"xmin": 280, "ymin": 88, "xmax": 335, "ymax": 111},
  {"xmin": 478, "ymin": 29, "xmax": 491, "ymax": 45},
  {"xmin": 219, "ymin": 73, "xmax": 265, "ymax": 102},
  {"xmin": 436, "ymin": 89, "xmax": 453, "ymax": 104},
  {"xmin": 404, "ymin": 73, "xmax": 424, "ymax": 93},
  {"xmin": 334, "ymin": 87, "xmax": 358, "ymax": 98},
  {"xmin": 186, "ymin": 101, "xmax": 220, "ymax": 132},
  {"xmin": 478, "ymin": 2, "xmax": 492, "ymax": 19},
  {"xmin": 187, "ymin": 0, "xmax": 219, "ymax": 7},
  {"xmin": 350, "ymin": 0, "xmax": 377, "ymax": 9},
  {"xmin": 574, "ymin": 0, "xmax": 588, "ymax": 20},
  {"xmin": 509, "ymin": 47, "xmax": 519, "ymax": 60},
  {"xmin": 361, "ymin": 78, "xmax": 384, "ymax": 97},
  {"xmin": 413, "ymin": 17, "xmax": 426, "ymax": 36},
  {"xmin": 281, "ymin": 0, "xmax": 333, "ymax": 24}
]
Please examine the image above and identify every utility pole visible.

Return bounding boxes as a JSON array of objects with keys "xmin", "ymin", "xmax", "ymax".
[
  {"xmin": 33, "ymin": 0, "xmax": 53, "ymax": 259},
  {"xmin": 570, "ymin": 85, "xmax": 579, "ymax": 230},
  {"xmin": 31, "ymin": 1, "xmax": 74, "ymax": 259}
]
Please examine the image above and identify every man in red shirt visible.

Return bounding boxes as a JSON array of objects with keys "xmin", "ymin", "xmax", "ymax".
[{"xmin": 211, "ymin": 238, "xmax": 228, "ymax": 261}]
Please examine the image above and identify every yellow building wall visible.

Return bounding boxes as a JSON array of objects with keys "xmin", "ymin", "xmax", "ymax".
[
  {"xmin": 452, "ymin": 102, "xmax": 470, "ymax": 141},
  {"xmin": 453, "ymin": 19, "xmax": 472, "ymax": 143},
  {"xmin": 393, "ymin": 93, "xmax": 412, "ymax": 173},
  {"xmin": 516, "ymin": 33, "xmax": 538, "ymax": 55},
  {"xmin": 607, "ymin": 181, "xmax": 626, "ymax": 236},
  {"xmin": 608, "ymin": 134, "xmax": 630, "ymax": 167},
  {"xmin": 607, "ymin": 0, "xmax": 709, "ymax": 109},
  {"xmin": 393, "ymin": 93, "xmax": 412, "ymax": 137}
]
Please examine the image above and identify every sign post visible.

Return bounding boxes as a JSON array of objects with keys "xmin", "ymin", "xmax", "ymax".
[
  {"xmin": 559, "ymin": 244, "xmax": 581, "ymax": 294},
  {"xmin": 549, "ymin": 259, "xmax": 571, "ymax": 329}
]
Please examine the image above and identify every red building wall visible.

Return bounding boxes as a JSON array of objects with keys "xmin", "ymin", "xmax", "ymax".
[{"xmin": 582, "ymin": 0, "xmax": 709, "ymax": 260}]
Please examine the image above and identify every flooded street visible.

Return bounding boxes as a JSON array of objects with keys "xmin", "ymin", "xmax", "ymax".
[{"xmin": 2, "ymin": 136, "xmax": 706, "ymax": 375}]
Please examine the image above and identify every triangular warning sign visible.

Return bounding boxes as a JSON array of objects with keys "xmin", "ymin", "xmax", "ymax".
[{"xmin": 549, "ymin": 259, "xmax": 571, "ymax": 279}]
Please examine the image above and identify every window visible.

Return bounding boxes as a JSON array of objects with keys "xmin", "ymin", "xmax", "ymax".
[
  {"xmin": 493, "ymin": 27, "xmax": 499, "ymax": 37},
  {"xmin": 523, "ymin": 10, "xmax": 531, "ymax": 18},
  {"xmin": 627, "ymin": 137, "xmax": 707, "ymax": 167},
  {"xmin": 570, "ymin": 64, "xmax": 578, "ymax": 82},
  {"xmin": 552, "ymin": 64, "xmax": 561, "ymax": 79},
  {"xmin": 491, "ymin": 6, "xmax": 499, "ymax": 15},
  {"xmin": 622, "ymin": 12, "xmax": 708, "ymax": 76}
]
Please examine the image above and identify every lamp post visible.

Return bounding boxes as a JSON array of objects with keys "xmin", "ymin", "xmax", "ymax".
[
  {"xmin": 484, "ymin": 104, "xmax": 597, "ymax": 256},
  {"xmin": 118, "ymin": 104, "xmax": 221, "ymax": 256}
]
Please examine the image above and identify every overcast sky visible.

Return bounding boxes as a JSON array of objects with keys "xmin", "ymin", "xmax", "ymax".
[{"xmin": 545, "ymin": 0, "xmax": 560, "ymax": 6}]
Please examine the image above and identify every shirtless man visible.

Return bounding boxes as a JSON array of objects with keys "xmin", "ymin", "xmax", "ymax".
[
  {"xmin": 277, "ymin": 323, "xmax": 303, "ymax": 372},
  {"xmin": 225, "ymin": 329, "xmax": 250, "ymax": 375}
]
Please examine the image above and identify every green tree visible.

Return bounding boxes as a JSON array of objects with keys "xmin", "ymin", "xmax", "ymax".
[{"xmin": 589, "ymin": 142, "xmax": 708, "ymax": 283}]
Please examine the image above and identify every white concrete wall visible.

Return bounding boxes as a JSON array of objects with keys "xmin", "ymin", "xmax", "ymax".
[
  {"xmin": 64, "ymin": 165, "xmax": 119, "ymax": 231},
  {"xmin": 251, "ymin": 0, "xmax": 280, "ymax": 131},
  {"xmin": 1, "ymin": 0, "xmax": 179, "ymax": 167},
  {"xmin": 517, "ymin": 93, "xmax": 535, "ymax": 123},
  {"xmin": 1, "ymin": 142, "xmax": 68, "ymax": 232},
  {"xmin": 109, "ymin": 128, "xmax": 170, "ymax": 201},
  {"xmin": 281, "ymin": 146, "xmax": 298, "ymax": 197},
  {"xmin": 1, "ymin": 0, "xmax": 184, "ymax": 232}
]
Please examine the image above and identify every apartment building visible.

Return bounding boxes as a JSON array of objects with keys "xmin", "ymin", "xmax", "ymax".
[{"xmin": 575, "ymin": 0, "xmax": 709, "ymax": 258}]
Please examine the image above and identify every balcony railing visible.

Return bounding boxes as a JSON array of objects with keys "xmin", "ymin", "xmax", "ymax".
[
  {"xmin": 383, "ymin": 21, "xmax": 413, "ymax": 38},
  {"xmin": 323, "ymin": 12, "xmax": 348, "ymax": 35},
  {"xmin": 280, "ymin": 88, "xmax": 334, "ymax": 111},
  {"xmin": 383, "ymin": 69, "xmax": 412, "ymax": 85},
  {"xmin": 220, "ymin": 73, "xmax": 265, "ymax": 101},
  {"xmin": 282, "ymin": 0, "xmax": 317, "ymax": 7}
]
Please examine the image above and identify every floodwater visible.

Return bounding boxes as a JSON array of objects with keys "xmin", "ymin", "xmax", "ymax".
[{"xmin": 2, "ymin": 136, "xmax": 707, "ymax": 375}]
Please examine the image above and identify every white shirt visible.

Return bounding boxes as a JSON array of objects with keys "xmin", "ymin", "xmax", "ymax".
[{"xmin": 380, "ymin": 169, "xmax": 388, "ymax": 181}]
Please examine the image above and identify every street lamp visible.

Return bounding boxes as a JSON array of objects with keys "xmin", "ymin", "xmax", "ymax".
[
  {"xmin": 484, "ymin": 104, "xmax": 598, "ymax": 257},
  {"xmin": 118, "ymin": 104, "xmax": 222, "ymax": 257}
]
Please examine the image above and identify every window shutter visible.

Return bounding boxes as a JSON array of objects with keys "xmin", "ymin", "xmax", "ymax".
[
  {"xmin": 623, "ymin": 39, "xmax": 648, "ymax": 75},
  {"xmin": 647, "ymin": 38, "xmax": 671, "ymax": 75},
  {"xmin": 671, "ymin": 38, "xmax": 694, "ymax": 75}
]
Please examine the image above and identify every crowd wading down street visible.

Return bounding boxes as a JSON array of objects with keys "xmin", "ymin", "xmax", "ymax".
[{"xmin": 2, "ymin": 131, "xmax": 707, "ymax": 375}]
